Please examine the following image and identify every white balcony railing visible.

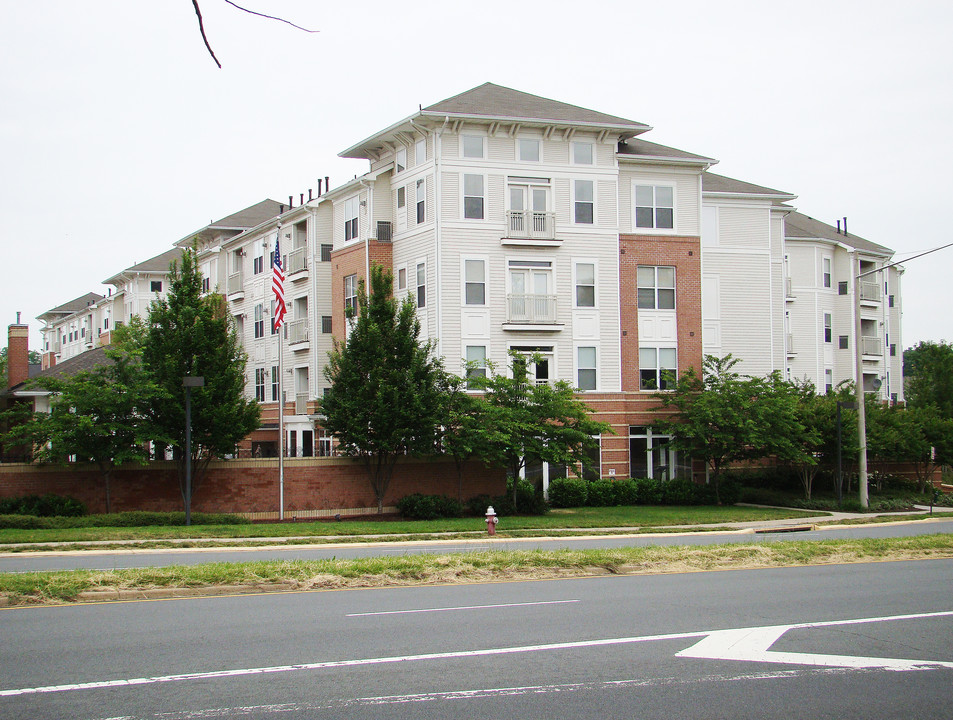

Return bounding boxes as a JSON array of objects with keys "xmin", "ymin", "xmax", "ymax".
[
  {"xmin": 287, "ymin": 247, "xmax": 308, "ymax": 274},
  {"xmin": 227, "ymin": 271, "xmax": 244, "ymax": 295},
  {"xmin": 785, "ymin": 277, "xmax": 793, "ymax": 297},
  {"xmin": 287, "ymin": 318, "xmax": 309, "ymax": 345},
  {"xmin": 507, "ymin": 294, "xmax": 557, "ymax": 324},
  {"xmin": 786, "ymin": 333, "xmax": 794, "ymax": 354},
  {"xmin": 505, "ymin": 211, "xmax": 555, "ymax": 240},
  {"xmin": 861, "ymin": 336, "xmax": 883, "ymax": 356},
  {"xmin": 860, "ymin": 281, "xmax": 882, "ymax": 302},
  {"xmin": 295, "ymin": 393, "xmax": 309, "ymax": 416}
]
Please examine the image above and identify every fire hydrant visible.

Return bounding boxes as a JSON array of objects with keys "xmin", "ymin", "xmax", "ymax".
[{"xmin": 485, "ymin": 506, "xmax": 499, "ymax": 536}]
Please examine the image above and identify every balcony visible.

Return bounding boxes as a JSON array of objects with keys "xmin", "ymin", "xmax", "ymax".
[
  {"xmin": 785, "ymin": 277, "xmax": 794, "ymax": 299},
  {"xmin": 226, "ymin": 271, "xmax": 244, "ymax": 299},
  {"xmin": 287, "ymin": 247, "xmax": 308, "ymax": 278},
  {"xmin": 287, "ymin": 318, "xmax": 309, "ymax": 348},
  {"xmin": 859, "ymin": 280, "xmax": 882, "ymax": 303},
  {"xmin": 785, "ymin": 333, "xmax": 795, "ymax": 356},
  {"xmin": 503, "ymin": 211, "xmax": 556, "ymax": 244},
  {"xmin": 295, "ymin": 392, "xmax": 309, "ymax": 416},
  {"xmin": 861, "ymin": 336, "xmax": 883, "ymax": 356},
  {"xmin": 505, "ymin": 294, "xmax": 559, "ymax": 326}
]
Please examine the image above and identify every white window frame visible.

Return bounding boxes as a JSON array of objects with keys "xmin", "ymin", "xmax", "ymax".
[
  {"xmin": 397, "ymin": 265, "xmax": 407, "ymax": 291},
  {"xmin": 509, "ymin": 344, "xmax": 556, "ymax": 386},
  {"xmin": 344, "ymin": 196, "xmax": 360, "ymax": 241},
  {"xmin": 573, "ymin": 260, "xmax": 597, "ymax": 308},
  {"xmin": 629, "ymin": 425, "xmax": 683, "ymax": 480},
  {"xmin": 634, "ymin": 184, "xmax": 675, "ymax": 231},
  {"xmin": 576, "ymin": 345, "xmax": 598, "ymax": 391},
  {"xmin": 253, "ymin": 303, "xmax": 265, "ymax": 339},
  {"xmin": 572, "ymin": 141, "xmax": 594, "ymax": 165},
  {"xmin": 637, "ymin": 266, "xmax": 676, "ymax": 310},
  {"xmin": 463, "ymin": 173, "xmax": 485, "ymax": 220},
  {"xmin": 824, "ymin": 312, "xmax": 833, "ymax": 343},
  {"xmin": 415, "ymin": 179, "xmax": 426, "ymax": 224},
  {"xmin": 517, "ymin": 137, "xmax": 541, "ymax": 163},
  {"xmin": 415, "ymin": 137, "xmax": 426, "ymax": 165},
  {"xmin": 465, "ymin": 345, "xmax": 487, "ymax": 389},
  {"xmin": 463, "ymin": 257, "xmax": 487, "ymax": 306},
  {"xmin": 416, "ymin": 261, "xmax": 427, "ymax": 309},
  {"xmin": 254, "ymin": 367, "xmax": 266, "ymax": 402},
  {"xmin": 344, "ymin": 274, "xmax": 358, "ymax": 318},
  {"xmin": 823, "ymin": 256, "xmax": 832, "ymax": 288},
  {"xmin": 574, "ymin": 179, "xmax": 594, "ymax": 225},
  {"xmin": 396, "ymin": 186, "xmax": 406, "ymax": 209},
  {"xmin": 639, "ymin": 346, "xmax": 677, "ymax": 391},
  {"xmin": 462, "ymin": 134, "xmax": 485, "ymax": 159},
  {"xmin": 395, "ymin": 148, "xmax": 406, "ymax": 173}
]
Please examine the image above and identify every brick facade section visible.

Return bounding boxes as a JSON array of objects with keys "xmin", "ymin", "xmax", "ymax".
[
  {"xmin": 0, "ymin": 457, "xmax": 505, "ymax": 516},
  {"xmin": 618, "ymin": 234, "xmax": 703, "ymax": 391},
  {"xmin": 6, "ymin": 325, "xmax": 30, "ymax": 389},
  {"xmin": 330, "ymin": 240, "xmax": 394, "ymax": 343}
]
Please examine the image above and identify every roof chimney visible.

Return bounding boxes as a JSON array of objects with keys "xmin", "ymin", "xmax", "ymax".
[
  {"xmin": 843, "ymin": 217, "xmax": 848, "ymax": 237},
  {"xmin": 325, "ymin": 176, "xmax": 330, "ymax": 193},
  {"xmin": 836, "ymin": 220, "xmax": 841, "ymax": 234},
  {"xmin": 317, "ymin": 178, "xmax": 323, "ymax": 196},
  {"xmin": 7, "ymin": 318, "xmax": 30, "ymax": 389},
  {"xmin": 288, "ymin": 195, "xmax": 294, "ymax": 209},
  {"xmin": 308, "ymin": 188, "xmax": 313, "ymax": 201}
]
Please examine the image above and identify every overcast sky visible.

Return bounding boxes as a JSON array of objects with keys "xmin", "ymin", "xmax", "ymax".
[{"xmin": 2, "ymin": 0, "xmax": 951, "ymax": 355}]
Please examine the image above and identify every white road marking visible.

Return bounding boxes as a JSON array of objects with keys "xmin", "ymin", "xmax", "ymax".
[
  {"xmin": 5, "ymin": 610, "xmax": 952, "ymax": 699},
  {"xmin": 678, "ymin": 609, "xmax": 953, "ymax": 669},
  {"xmin": 346, "ymin": 599, "xmax": 580, "ymax": 616}
]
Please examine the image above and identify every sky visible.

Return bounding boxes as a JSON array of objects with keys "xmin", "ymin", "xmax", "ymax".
[{"xmin": 2, "ymin": 0, "xmax": 951, "ymax": 354}]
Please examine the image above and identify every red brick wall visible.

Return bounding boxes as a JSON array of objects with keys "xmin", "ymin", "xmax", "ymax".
[
  {"xmin": 0, "ymin": 457, "xmax": 505, "ymax": 516},
  {"xmin": 330, "ymin": 241, "xmax": 394, "ymax": 343},
  {"xmin": 6, "ymin": 324, "xmax": 29, "ymax": 389},
  {"xmin": 618, "ymin": 234, "xmax": 703, "ymax": 391}
]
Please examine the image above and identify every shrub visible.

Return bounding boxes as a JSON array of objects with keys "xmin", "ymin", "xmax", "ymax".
[
  {"xmin": 467, "ymin": 480, "xmax": 548, "ymax": 517},
  {"xmin": 548, "ymin": 477, "xmax": 587, "ymax": 508},
  {"xmin": 633, "ymin": 477, "xmax": 664, "ymax": 505},
  {"xmin": 585, "ymin": 479, "xmax": 616, "ymax": 507},
  {"xmin": 611, "ymin": 479, "xmax": 639, "ymax": 506},
  {"xmin": 0, "ymin": 511, "xmax": 249, "ymax": 530},
  {"xmin": 0, "ymin": 494, "xmax": 87, "ymax": 517},
  {"xmin": 661, "ymin": 478, "xmax": 697, "ymax": 505},
  {"xmin": 396, "ymin": 494, "xmax": 463, "ymax": 520}
]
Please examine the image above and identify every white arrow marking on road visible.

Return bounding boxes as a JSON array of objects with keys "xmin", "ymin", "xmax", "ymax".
[{"xmin": 678, "ymin": 611, "xmax": 953, "ymax": 670}]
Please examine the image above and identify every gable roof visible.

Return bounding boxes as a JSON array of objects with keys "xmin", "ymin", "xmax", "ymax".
[
  {"xmin": 619, "ymin": 137, "xmax": 716, "ymax": 165},
  {"xmin": 177, "ymin": 199, "xmax": 283, "ymax": 247},
  {"xmin": 785, "ymin": 212, "xmax": 893, "ymax": 256},
  {"xmin": 340, "ymin": 83, "xmax": 651, "ymax": 160},
  {"xmin": 103, "ymin": 247, "xmax": 185, "ymax": 285},
  {"xmin": 423, "ymin": 83, "xmax": 650, "ymax": 131},
  {"xmin": 38, "ymin": 292, "xmax": 105, "ymax": 321},
  {"xmin": 702, "ymin": 171, "xmax": 795, "ymax": 200},
  {"xmin": 4, "ymin": 346, "xmax": 112, "ymax": 395}
]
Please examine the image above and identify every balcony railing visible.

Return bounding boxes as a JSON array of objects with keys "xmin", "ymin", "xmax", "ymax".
[
  {"xmin": 227, "ymin": 271, "xmax": 244, "ymax": 295},
  {"xmin": 287, "ymin": 318, "xmax": 309, "ymax": 345},
  {"xmin": 295, "ymin": 392, "xmax": 309, "ymax": 416},
  {"xmin": 860, "ymin": 281, "xmax": 882, "ymax": 302},
  {"xmin": 786, "ymin": 333, "xmax": 795, "ymax": 354},
  {"xmin": 505, "ymin": 211, "xmax": 555, "ymax": 240},
  {"xmin": 507, "ymin": 294, "xmax": 557, "ymax": 324},
  {"xmin": 287, "ymin": 247, "xmax": 308, "ymax": 275},
  {"xmin": 861, "ymin": 336, "xmax": 883, "ymax": 356},
  {"xmin": 785, "ymin": 277, "xmax": 793, "ymax": 297}
]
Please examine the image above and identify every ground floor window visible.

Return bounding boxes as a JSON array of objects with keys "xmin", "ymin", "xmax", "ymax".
[{"xmin": 629, "ymin": 426, "xmax": 689, "ymax": 480}]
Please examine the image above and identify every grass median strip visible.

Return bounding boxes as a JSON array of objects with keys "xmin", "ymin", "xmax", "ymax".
[{"xmin": 2, "ymin": 534, "xmax": 951, "ymax": 607}]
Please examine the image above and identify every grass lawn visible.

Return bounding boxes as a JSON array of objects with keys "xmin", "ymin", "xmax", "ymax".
[
  {"xmin": 0, "ymin": 505, "xmax": 822, "ymax": 546},
  {"xmin": 2, "ymin": 534, "xmax": 951, "ymax": 606}
]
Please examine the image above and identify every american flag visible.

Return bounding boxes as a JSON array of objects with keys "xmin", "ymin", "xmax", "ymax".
[{"xmin": 272, "ymin": 233, "xmax": 286, "ymax": 330}]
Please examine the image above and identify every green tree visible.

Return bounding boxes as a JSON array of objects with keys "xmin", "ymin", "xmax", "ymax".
[
  {"xmin": 654, "ymin": 355, "xmax": 808, "ymax": 503},
  {"xmin": 469, "ymin": 352, "xmax": 611, "ymax": 510},
  {"xmin": 1, "ymin": 336, "xmax": 163, "ymax": 513},
  {"xmin": 141, "ymin": 247, "xmax": 260, "ymax": 504},
  {"xmin": 904, "ymin": 340, "xmax": 953, "ymax": 420},
  {"xmin": 787, "ymin": 380, "xmax": 830, "ymax": 499},
  {"xmin": 321, "ymin": 265, "xmax": 446, "ymax": 514}
]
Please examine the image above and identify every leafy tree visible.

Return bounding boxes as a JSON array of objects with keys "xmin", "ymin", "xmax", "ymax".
[
  {"xmin": 866, "ymin": 403, "xmax": 953, "ymax": 494},
  {"xmin": 0, "ymin": 334, "xmax": 164, "ymax": 513},
  {"xmin": 904, "ymin": 340, "xmax": 953, "ymax": 420},
  {"xmin": 787, "ymin": 380, "xmax": 829, "ymax": 499},
  {"xmin": 654, "ymin": 355, "xmax": 808, "ymax": 503},
  {"xmin": 141, "ymin": 247, "xmax": 260, "ymax": 505},
  {"xmin": 321, "ymin": 265, "xmax": 446, "ymax": 514},
  {"xmin": 468, "ymin": 352, "xmax": 611, "ymax": 510}
]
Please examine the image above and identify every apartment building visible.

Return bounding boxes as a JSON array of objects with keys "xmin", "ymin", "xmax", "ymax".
[{"xmin": 29, "ymin": 83, "xmax": 904, "ymax": 481}]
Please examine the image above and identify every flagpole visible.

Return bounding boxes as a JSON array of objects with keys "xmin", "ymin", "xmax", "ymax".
[{"xmin": 272, "ymin": 220, "xmax": 286, "ymax": 521}]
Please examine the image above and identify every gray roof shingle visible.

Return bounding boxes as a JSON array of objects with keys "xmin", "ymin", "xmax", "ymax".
[
  {"xmin": 785, "ymin": 212, "xmax": 893, "ymax": 255},
  {"xmin": 702, "ymin": 171, "xmax": 794, "ymax": 198}
]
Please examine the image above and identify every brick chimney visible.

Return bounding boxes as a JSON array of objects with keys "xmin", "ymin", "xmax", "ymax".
[{"xmin": 7, "ymin": 319, "xmax": 30, "ymax": 389}]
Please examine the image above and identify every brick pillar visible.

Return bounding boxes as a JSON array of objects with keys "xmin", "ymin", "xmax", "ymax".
[{"xmin": 7, "ymin": 323, "xmax": 30, "ymax": 389}]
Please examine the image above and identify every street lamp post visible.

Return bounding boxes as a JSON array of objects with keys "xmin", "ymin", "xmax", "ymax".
[
  {"xmin": 836, "ymin": 400, "xmax": 857, "ymax": 507},
  {"xmin": 183, "ymin": 376, "xmax": 205, "ymax": 526}
]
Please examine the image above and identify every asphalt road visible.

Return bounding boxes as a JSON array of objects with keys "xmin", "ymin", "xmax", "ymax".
[
  {"xmin": 2, "ymin": 558, "xmax": 952, "ymax": 719},
  {"xmin": 2, "ymin": 518, "xmax": 952, "ymax": 573}
]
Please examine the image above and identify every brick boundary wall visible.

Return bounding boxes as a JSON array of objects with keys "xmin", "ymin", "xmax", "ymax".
[{"xmin": 0, "ymin": 457, "xmax": 505, "ymax": 517}]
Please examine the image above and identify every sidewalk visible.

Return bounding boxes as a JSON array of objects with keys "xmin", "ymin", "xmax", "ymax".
[{"xmin": 2, "ymin": 504, "xmax": 951, "ymax": 552}]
